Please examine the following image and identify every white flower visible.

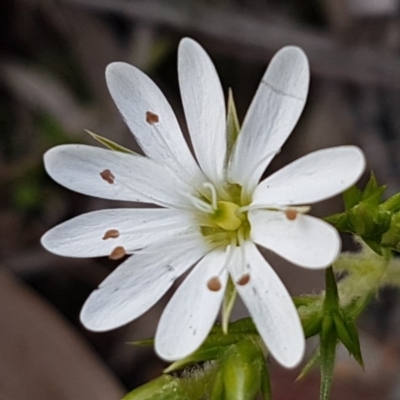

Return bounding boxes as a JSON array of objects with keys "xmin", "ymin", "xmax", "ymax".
[{"xmin": 41, "ymin": 38, "xmax": 365, "ymax": 368}]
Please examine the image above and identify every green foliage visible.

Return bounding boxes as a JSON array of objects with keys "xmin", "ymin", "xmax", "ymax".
[
  {"xmin": 325, "ymin": 173, "xmax": 400, "ymax": 255},
  {"xmin": 86, "ymin": 130, "xmax": 137, "ymax": 154}
]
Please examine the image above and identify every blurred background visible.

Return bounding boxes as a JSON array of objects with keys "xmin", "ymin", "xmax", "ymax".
[{"xmin": 2, "ymin": 0, "xmax": 400, "ymax": 399}]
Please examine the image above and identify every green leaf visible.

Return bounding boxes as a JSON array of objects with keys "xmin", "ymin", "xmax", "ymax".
[
  {"xmin": 260, "ymin": 359, "xmax": 272, "ymax": 400},
  {"xmin": 381, "ymin": 193, "xmax": 400, "ymax": 213},
  {"xmin": 210, "ymin": 339, "xmax": 264, "ymax": 400},
  {"xmin": 343, "ymin": 185, "xmax": 361, "ymax": 211},
  {"xmin": 319, "ymin": 314, "xmax": 337, "ymax": 400},
  {"xmin": 222, "ymin": 277, "xmax": 237, "ymax": 334},
  {"xmin": 332, "ymin": 311, "xmax": 354, "ymax": 355},
  {"xmin": 297, "ymin": 346, "xmax": 321, "ymax": 381},
  {"xmin": 342, "ymin": 314, "xmax": 364, "ymax": 368},
  {"xmin": 86, "ymin": 130, "xmax": 137, "ymax": 154},
  {"xmin": 164, "ymin": 345, "xmax": 225, "ymax": 373},
  {"xmin": 361, "ymin": 173, "xmax": 385, "ymax": 205},
  {"xmin": 323, "ymin": 267, "xmax": 339, "ymax": 312},
  {"xmin": 122, "ymin": 375, "xmax": 188, "ymax": 400}
]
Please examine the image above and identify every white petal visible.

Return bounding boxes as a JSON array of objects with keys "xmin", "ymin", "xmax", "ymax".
[
  {"xmin": 249, "ymin": 210, "xmax": 340, "ymax": 268},
  {"xmin": 252, "ymin": 146, "xmax": 365, "ymax": 207},
  {"xmin": 44, "ymin": 144, "xmax": 194, "ymax": 209},
  {"xmin": 106, "ymin": 62, "xmax": 205, "ymax": 187},
  {"xmin": 41, "ymin": 208, "xmax": 197, "ymax": 257},
  {"xmin": 80, "ymin": 231, "xmax": 210, "ymax": 331},
  {"xmin": 155, "ymin": 248, "xmax": 228, "ymax": 361},
  {"xmin": 229, "ymin": 46, "xmax": 309, "ymax": 191},
  {"xmin": 233, "ymin": 242, "xmax": 305, "ymax": 368},
  {"xmin": 178, "ymin": 38, "xmax": 227, "ymax": 184}
]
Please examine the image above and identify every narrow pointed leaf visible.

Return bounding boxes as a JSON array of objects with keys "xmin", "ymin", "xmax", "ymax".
[
  {"xmin": 343, "ymin": 314, "xmax": 364, "ymax": 368},
  {"xmin": 320, "ymin": 314, "xmax": 337, "ymax": 400},
  {"xmin": 86, "ymin": 130, "xmax": 137, "ymax": 154},
  {"xmin": 296, "ymin": 346, "xmax": 321, "ymax": 381}
]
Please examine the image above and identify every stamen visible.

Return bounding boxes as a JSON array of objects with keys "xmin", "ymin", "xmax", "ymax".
[
  {"xmin": 237, "ymin": 226, "xmax": 245, "ymax": 246},
  {"xmin": 203, "ymin": 182, "xmax": 218, "ymax": 210},
  {"xmin": 237, "ymin": 273, "xmax": 250, "ymax": 286},
  {"xmin": 190, "ymin": 196, "xmax": 214, "ymax": 213},
  {"xmin": 100, "ymin": 169, "xmax": 115, "ymax": 184},
  {"xmin": 102, "ymin": 229, "xmax": 120, "ymax": 240},
  {"xmin": 285, "ymin": 209, "xmax": 298, "ymax": 221},
  {"xmin": 207, "ymin": 277, "xmax": 222, "ymax": 291},
  {"xmin": 237, "ymin": 205, "xmax": 251, "ymax": 214},
  {"xmin": 146, "ymin": 111, "xmax": 159, "ymax": 124},
  {"xmin": 109, "ymin": 246, "xmax": 126, "ymax": 260}
]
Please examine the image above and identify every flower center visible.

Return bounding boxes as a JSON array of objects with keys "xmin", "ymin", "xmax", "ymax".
[
  {"xmin": 212, "ymin": 201, "xmax": 243, "ymax": 231},
  {"xmin": 192, "ymin": 182, "xmax": 250, "ymax": 247}
]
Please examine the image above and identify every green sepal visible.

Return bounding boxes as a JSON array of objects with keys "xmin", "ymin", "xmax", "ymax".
[
  {"xmin": 164, "ymin": 344, "xmax": 226, "ymax": 373},
  {"xmin": 165, "ymin": 329, "xmax": 258, "ymax": 373},
  {"xmin": 222, "ymin": 277, "xmax": 237, "ymax": 334},
  {"xmin": 319, "ymin": 314, "xmax": 337, "ymax": 400},
  {"xmin": 210, "ymin": 339, "xmax": 264, "ymax": 400},
  {"xmin": 226, "ymin": 89, "xmax": 240, "ymax": 161},
  {"xmin": 121, "ymin": 375, "xmax": 188, "ymax": 400},
  {"xmin": 86, "ymin": 129, "xmax": 137, "ymax": 154}
]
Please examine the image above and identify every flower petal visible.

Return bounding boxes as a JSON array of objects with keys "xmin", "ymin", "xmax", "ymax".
[
  {"xmin": 155, "ymin": 248, "xmax": 228, "ymax": 361},
  {"xmin": 178, "ymin": 38, "xmax": 227, "ymax": 185},
  {"xmin": 44, "ymin": 144, "xmax": 194, "ymax": 209},
  {"xmin": 252, "ymin": 146, "xmax": 365, "ymax": 207},
  {"xmin": 41, "ymin": 208, "xmax": 197, "ymax": 258},
  {"xmin": 232, "ymin": 242, "xmax": 305, "ymax": 368},
  {"xmin": 106, "ymin": 62, "xmax": 205, "ymax": 187},
  {"xmin": 80, "ymin": 231, "xmax": 210, "ymax": 331},
  {"xmin": 228, "ymin": 46, "xmax": 309, "ymax": 191},
  {"xmin": 249, "ymin": 209, "xmax": 340, "ymax": 268}
]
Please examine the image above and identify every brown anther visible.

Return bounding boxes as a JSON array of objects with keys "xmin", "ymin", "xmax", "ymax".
[
  {"xmin": 207, "ymin": 277, "xmax": 222, "ymax": 292},
  {"xmin": 237, "ymin": 274, "xmax": 250, "ymax": 286},
  {"xmin": 109, "ymin": 246, "xmax": 126, "ymax": 260},
  {"xmin": 146, "ymin": 111, "xmax": 159, "ymax": 125},
  {"xmin": 102, "ymin": 229, "xmax": 120, "ymax": 240},
  {"xmin": 100, "ymin": 169, "xmax": 115, "ymax": 184},
  {"xmin": 285, "ymin": 209, "xmax": 298, "ymax": 221}
]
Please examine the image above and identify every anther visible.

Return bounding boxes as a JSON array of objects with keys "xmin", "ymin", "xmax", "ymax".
[
  {"xmin": 102, "ymin": 229, "xmax": 120, "ymax": 240},
  {"xmin": 285, "ymin": 209, "xmax": 298, "ymax": 221},
  {"xmin": 109, "ymin": 246, "xmax": 126, "ymax": 260},
  {"xmin": 100, "ymin": 169, "xmax": 115, "ymax": 184},
  {"xmin": 237, "ymin": 274, "xmax": 250, "ymax": 286},
  {"xmin": 207, "ymin": 277, "xmax": 222, "ymax": 291},
  {"xmin": 146, "ymin": 111, "xmax": 159, "ymax": 125}
]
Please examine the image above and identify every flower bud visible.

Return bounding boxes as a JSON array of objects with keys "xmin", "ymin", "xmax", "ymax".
[{"xmin": 211, "ymin": 339, "xmax": 264, "ymax": 400}]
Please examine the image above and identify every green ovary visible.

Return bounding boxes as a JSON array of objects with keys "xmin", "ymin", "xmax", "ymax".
[{"xmin": 213, "ymin": 201, "xmax": 243, "ymax": 231}]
